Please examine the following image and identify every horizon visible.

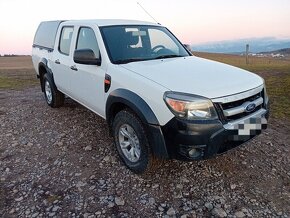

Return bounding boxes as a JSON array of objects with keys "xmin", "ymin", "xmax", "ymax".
[
  {"xmin": 1, "ymin": 36, "xmax": 290, "ymax": 56},
  {"xmin": 1, "ymin": 0, "xmax": 290, "ymax": 55}
]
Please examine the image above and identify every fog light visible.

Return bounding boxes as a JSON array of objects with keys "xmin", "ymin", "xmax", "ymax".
[{"xmin": 188, "ymin": 148, "xmax": 201, "ymax": 158}]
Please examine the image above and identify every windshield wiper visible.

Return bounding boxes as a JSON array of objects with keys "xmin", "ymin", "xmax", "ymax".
[
  {"xmin": 154, "ymin": 54, "xmax": 184, "ymax": 60},
  {"xmin": 114, "ymin": 58, "xmax": 146, "ymax": 64},
  {"xmin": 114, "ymin": 55, "xmax": 183, "ymax": 64}
]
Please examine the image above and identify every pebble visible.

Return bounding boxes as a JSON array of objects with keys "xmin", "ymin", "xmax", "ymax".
[
  {"xmin": 42, "ymin": 164, "xmax": 49, "ymax": 169},
  {"xmin": 89, "ymin": 185, "xmax": 95, "ymax": 190},
  {"xmin": 49, "ymin": 212, "xmax": 56, "ymax": 217},
  {"xmin": 235, "ymin": 211, "xmax": 245, "ymax": 217},
  {"xmin": 115, "ymin": 197, "xmax": 125, "ymax": 206},
  {"xmin": 27, "ymin": 142, "xmax": 33, "ymax": 146},
  {"xmin": 211, "ymin": 208, "xmax": 227, "ymax": 217},
  {"xmin": 158, "ymin": 206, "xmax": 164, "ymax": 212},
  {"xmin": 11, "ymin": 142, "xmax": 18, "ymax": 147},
  {"xmin": 103, "ymin": 156, "xmax": 110, "ymax": 162},
  {"xmin": 148, "ymin": 197, "xmax": 155, "ymax": 205},
  {"xmin": 167, "ymin": 207, "xmax": 176, "ymax": 216},
  {"xmin": 84, "ymin": 145, "xmax": 92, "ymax": 151},
  {"xmin": 56, "ymin": 141, "xmax": 63, "ymax": 146},
  {"xmin": 205, "ymin": 202, "xmax": 213, "ymax": 210},
  {"xmin": 9, "ymin": 208, "xmax": 15, "ymax": 214},
  {"xmin": 32, "ymin": 212, "xmax": 40, "ymax": 217},
  {"xmin": 152, "ymin": 184, "xmax": 159, "ymax": 189},
  {"xmin": 230, "ymin": 184, "xmax": 237, "ymax": 190},
  {"xmin": 52, "ymin": 205, "xmax": 60, "ymax": 212},
  {"xmin": 161, "ymin": 203, "xmax": 167, "ymax": 207},
  {"xmin": 76, "ymin": 181, "xmax": 86, "ymax": 187},
  {"xmin": 99, "ymin": 179, "xmax": 106, "ymax": 185},
  {"xmin": 15, "ymin": 196, "xmax": 23, "ymax": 202},
  {"xmin": 108, "ymin": 202, "xmax": 115, "ymax": 208}
]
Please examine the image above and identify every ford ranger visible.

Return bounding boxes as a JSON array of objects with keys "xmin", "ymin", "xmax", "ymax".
[{"xmin": 32, "ymin": 20, "xmax": 269, "ymax": 173}]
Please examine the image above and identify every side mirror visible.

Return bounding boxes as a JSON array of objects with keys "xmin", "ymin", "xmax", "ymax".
[
  {"xmin": 183, "ymin": 44, "xmax": 192, "ymax": 52},
  {"xmin": 73, "ymin": 49, "xmax": 101, "ymax": 66}
]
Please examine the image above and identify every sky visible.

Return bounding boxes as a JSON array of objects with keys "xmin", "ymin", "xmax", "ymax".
[{"xmin": 0, "ymin": 0, "xmax": 290, "ymax": 55}]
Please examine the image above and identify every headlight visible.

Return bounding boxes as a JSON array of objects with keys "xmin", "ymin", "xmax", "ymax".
[{"xmin": 164, "ymin": 92, "xmax": 218, "ymax": 120}]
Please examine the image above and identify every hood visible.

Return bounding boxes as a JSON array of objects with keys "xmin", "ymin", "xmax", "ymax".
[{"xmin": 121, "ymin": 56, "xmax": 264, "ymax": 99}]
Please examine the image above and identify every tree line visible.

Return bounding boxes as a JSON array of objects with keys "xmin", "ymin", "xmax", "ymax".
[{"xmin": 0, "ymin": 54, "xmax": 21, "ymax": 57}]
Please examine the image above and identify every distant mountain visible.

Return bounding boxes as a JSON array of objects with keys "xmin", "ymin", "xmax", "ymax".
[
  {"xmin": 259, "ymin": 48, "xmax": 290, "ymax": 55},
  {"xmin": 191, "ymin": 37, "xmax": 290, "ymax": 54}
]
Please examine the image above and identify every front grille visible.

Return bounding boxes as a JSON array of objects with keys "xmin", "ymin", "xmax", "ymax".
[
  {"xmin": 215, "ymin": 90, "xmax": 264, "ymax": 123},
  {"xmin": 222, "ymin": 92, "xmax": 262, "ymax": 110},
  {"xmin": 226, "ymin": 105, "xmax": 262, "ymax": 121}
]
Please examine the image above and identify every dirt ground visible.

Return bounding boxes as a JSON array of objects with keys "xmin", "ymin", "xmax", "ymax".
[{"xmin": 0, "ymin": 57, "xmax": 289, "ymax": 217}]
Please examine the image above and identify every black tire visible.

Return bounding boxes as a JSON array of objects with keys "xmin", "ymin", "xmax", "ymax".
[
  {"xmin": 43, "ymin": 73, "xmax": 64, "ymax": 108},
  {"xmin": 112, "ymin": 109, "xmax": 154, "ymax": 174}
]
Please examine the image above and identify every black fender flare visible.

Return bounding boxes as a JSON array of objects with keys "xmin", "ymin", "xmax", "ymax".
[
  {"xmin": 106, "ymin": 89, "xmax": 169, "ymax": 158},
  {"xmin": 39, "ymin": 58, "xmax": 54, "ymax": 75},
  {"xmin": 106, "ymin": 89, "xmax": 159, "ymax": 125},
  {"xmin": 38, "ymin": 58, "xmax": 54, "ymax": 91}
]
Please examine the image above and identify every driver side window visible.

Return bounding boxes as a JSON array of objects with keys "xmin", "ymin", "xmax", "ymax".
[
  {"xmin": 76, "ymin": 27, "xmax": 100, "ymax": 59},
  {"xmin": 148, "ymin": 29, "xmax": 179, "ymax": 54}
]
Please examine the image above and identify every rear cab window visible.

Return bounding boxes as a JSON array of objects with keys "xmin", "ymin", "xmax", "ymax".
[{"xmin": 58, "ymin": 26, "xmax": 74, "ymax": 55}]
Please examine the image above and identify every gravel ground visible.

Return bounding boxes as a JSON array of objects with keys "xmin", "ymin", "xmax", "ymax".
[{"xmin": 0, "ymin": 87, "xmax": 289, "ymax": 217}]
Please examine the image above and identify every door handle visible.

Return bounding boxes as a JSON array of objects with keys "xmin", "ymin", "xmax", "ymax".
[
  {"xmin": 70, "ymin": 65, "xmax": 78, "ymax": 71},
  {"xmin": 55, "ymin": 59, "xmax": 60, "ymax": 64}
]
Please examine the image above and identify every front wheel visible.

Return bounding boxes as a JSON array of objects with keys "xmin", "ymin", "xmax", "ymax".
[
  {"xmin": 43, "ymin": 73, "xmax": 64, "ymax": 108},
  {"xmin": 112, "ymin": 109, "xmax": 153, "ymax": 174}
]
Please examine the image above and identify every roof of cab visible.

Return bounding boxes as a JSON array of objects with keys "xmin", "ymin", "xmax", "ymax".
[{"xmin": 62, "ymin": 19, "xmax": 161, "ymax": 27}]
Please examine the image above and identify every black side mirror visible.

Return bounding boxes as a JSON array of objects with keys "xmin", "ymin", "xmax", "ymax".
[
  {"xmin": 183, "ymin": 44, "xmax": 192, "ymax": 52},
  {"xmin": 73, "ymin": 49, "xmax": 101, "ymax": 66}
]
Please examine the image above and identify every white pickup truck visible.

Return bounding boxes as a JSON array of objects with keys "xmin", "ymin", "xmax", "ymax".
[{"xmin": 32, "ymin": 19, "xmax": 269, "ymax": 173}]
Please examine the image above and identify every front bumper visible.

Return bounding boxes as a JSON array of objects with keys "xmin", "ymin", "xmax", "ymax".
[{"xmin": 160, "ymin": 108, "xmax": 269, "ymax": 160}]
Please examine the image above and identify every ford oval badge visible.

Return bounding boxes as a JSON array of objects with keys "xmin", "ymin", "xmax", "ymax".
[{"xmin": 245, "ymin": 103, "xmax": 256, "ymax": 112}]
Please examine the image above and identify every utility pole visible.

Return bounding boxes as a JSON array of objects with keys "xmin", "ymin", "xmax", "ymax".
[{"xmin": 246, "ymin": 44, "xmax": 249, "ymax": 64}]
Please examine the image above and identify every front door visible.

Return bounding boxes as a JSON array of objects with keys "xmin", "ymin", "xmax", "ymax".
[{"xmin": 70, "ymin": 27, "xmax": 105, "ymax": 116}]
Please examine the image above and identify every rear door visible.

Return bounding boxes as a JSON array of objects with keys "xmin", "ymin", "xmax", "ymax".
[
  {"xmin": 51, "ymin": 26, "xmax": 74, "ymax": 95},
  {"xmin": 70, "ymin": 26, "xmax": 106, "ymax": 116}
]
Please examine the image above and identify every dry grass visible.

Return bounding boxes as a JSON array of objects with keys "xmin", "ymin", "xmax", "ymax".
[
  {"xmin": 194, "ymin": 52, "xmax": 290, "ymax": 73},
  {"xmin": 0, "ymin": 56, "xmax": 38, "ymax": 89},
  {"xmin": 0, "ymin": 56, "xmax": 33, "ymax": 70}
]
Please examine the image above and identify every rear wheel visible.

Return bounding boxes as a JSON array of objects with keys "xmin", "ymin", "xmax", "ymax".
[
  {"xmin": 112, "ymin": 109, "xmax": 153, "ymax": 174},
  {"xmin": 43, "ymin": 73, "xmax": 64, "ymax": 108}
]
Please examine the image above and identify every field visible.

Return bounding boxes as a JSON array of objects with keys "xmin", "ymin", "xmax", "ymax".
[
  {"xmin": 0, "ymin": 55, "xmax": 289, "ymax": 217},
  {"xmin": 194, "ymin": 52, "xmax": 290, "ymax": 73},
  {"xmin": 0, "ymin": 56, "xmax": 38, "ymax": 89}
]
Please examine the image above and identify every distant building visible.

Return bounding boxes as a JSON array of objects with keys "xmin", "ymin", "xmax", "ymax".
[{"xmin": 271, "ymin": 53, "xmax": 284, "ymax": 58}]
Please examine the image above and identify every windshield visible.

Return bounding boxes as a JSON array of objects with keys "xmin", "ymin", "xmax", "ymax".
[{"xmin": 100, "ymin": 25, "xmax": 190, "ymax": 64}]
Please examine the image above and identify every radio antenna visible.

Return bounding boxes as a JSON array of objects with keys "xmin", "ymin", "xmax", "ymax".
[{"xmin": 137, "ymin": 2, "xmax": 159, "ymax": 24}]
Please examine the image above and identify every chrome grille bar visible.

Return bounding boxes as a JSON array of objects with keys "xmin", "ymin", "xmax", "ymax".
[{"xmin": 223, "ymin": 97, "xmax": 263, "ymax": 117}]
